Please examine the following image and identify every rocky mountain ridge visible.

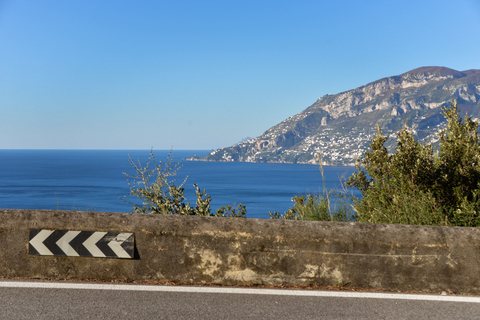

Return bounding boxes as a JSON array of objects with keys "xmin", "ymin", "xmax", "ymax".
[{"xmin": 191, "ymin": 67, "xmax": 480, "ymax": 165}]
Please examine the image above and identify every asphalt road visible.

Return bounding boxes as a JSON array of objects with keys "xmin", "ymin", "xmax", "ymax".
[{"xmin": 1, "ymin": 280, "xmax": 480, "ymax": 319}]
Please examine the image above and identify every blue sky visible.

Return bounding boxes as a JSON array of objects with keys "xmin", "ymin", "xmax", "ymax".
[{"xmin": 1, "ymin": 0, "xmax": 479, "ymax": 150}]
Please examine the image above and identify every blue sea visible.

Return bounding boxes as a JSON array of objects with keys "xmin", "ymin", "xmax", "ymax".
[{"xmin": 0, "ymin": 150, "xmax": 358, "ymax": 219}]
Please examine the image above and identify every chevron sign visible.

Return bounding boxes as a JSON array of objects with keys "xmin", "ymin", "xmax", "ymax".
[{"xmin": 29, "ymin": 229, "xmax": 134, "ymax": 259}]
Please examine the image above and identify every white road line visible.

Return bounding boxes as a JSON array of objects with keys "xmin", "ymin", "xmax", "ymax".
[{"xmin": 0, "ymin": 281, "xmax": 479, "ymax": 303}]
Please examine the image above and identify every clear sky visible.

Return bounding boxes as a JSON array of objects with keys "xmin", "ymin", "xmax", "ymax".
[{"xmin": 1, "ymin": 0, "xmax": 479, "ymax": 150}]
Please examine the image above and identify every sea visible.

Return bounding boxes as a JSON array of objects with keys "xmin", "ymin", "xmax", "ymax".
[{"xmin": 0, "ymin": 150, "xmax": 358, "ymax": 219}]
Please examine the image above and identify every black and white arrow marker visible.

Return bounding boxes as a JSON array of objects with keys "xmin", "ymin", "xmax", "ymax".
[{"xmin": 29, "ymin": 229, "xmax": 134, "ymax": 259}]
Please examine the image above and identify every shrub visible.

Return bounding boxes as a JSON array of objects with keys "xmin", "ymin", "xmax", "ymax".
[
  {"xmin": 122, "ymin": 149, "xmax": 246, "ymax": 217},
  {"xmin": 347, "ymin": 100, "xmax": 480, "ymax": 226},
  {"xmin": 270, "ymin": 159, "xmax": 357, "ymax": 222}
]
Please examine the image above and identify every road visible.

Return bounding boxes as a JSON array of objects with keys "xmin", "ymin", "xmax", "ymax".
[{"xmin": 1, "ymin": 280, "xmax": 480, "ymax": 319}]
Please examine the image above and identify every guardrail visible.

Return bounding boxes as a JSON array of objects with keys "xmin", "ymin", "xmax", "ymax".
[{"xmin": 1, "ymin": 209, "xmax": 479, "ymax": 293}]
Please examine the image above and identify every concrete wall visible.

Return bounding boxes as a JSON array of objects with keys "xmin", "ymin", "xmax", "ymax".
[{"xmin": 1, "ymin": 209, "xmax": 480, "ymax": 293}]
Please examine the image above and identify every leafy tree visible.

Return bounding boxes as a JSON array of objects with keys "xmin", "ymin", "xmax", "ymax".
[
  {"xmin": 347, "ymin": 100, "xmax": 480, "ymax": 226},
  {"xmin": 123, "ymin": 149, "xmax": 246, "ymax": 218}
]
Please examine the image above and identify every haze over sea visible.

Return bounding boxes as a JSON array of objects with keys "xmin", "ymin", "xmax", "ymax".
[{"xmin": 0, "ymin": 150, "xmax": 356, "ymax": 219}]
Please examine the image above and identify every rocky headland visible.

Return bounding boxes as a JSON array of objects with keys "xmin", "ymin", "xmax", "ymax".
[{"xmin": 190, "ymin": 67, "xmax": 480, "ymax": 165}]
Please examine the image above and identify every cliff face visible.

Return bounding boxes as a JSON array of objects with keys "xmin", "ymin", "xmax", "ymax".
[{"xmin": 195, "ymin": 67, "xmax": 480, "ymax": 165}]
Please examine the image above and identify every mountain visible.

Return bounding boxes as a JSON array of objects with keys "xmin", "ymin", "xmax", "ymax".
[{"xmin": 191, "ymin": 67, "xmax": 480, "ymax": 165}]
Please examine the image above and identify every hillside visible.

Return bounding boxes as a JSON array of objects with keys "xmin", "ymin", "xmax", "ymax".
[{"xmin": 191, "ymin": 67, "xmax": 480, "ymax": 165}]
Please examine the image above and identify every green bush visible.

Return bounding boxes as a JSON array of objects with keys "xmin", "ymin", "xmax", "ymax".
[
  {"xmin": 122, "ymin": 149, "xmax": 246, "ymax": 218},
  {"xmin": 269, "ymin": 193, "xmax": 356, "ymax": 222},
  {"xmin": 270, "ymin": 160, "xmax": 357, "ymax": 222},
  {"xmin": 347, "ymin": 100, "xmax": 480, "ymax": 227}
]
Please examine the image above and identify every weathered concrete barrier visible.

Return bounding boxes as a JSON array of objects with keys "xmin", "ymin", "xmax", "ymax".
[{"xmin": 1, "ymin": 209, "xmax": 480, "ymax": 293}]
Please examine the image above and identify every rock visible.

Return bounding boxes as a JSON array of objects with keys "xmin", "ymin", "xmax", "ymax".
[{"xmin": 196, "ymin": 67, "xmax": 480, "ymax": 166}]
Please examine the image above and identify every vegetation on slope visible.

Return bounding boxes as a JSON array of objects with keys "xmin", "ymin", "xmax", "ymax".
[
  {"xmin": 122, "ymin": 149, "xmax": 245, "ymax": 218},
  {"xmin": 347, "ymin": 100, "xmax": 480, "ymax": 227},
  {"xmin": 124, "ymin": 100, "xmax": 480, "ymax": 227}
]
